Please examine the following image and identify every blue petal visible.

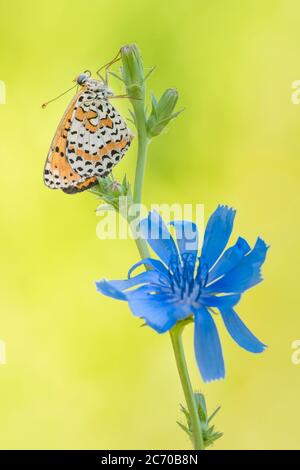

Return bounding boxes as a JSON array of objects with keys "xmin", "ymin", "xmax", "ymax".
[
  {"xmin": 201, "ymin": 294, "xmax": 241, "ymax": 308},
  {"xmin": 128, "ymin": 257, "xmax": 170, "ymax": 279},
  {"xmin": 205, "ymin": 237, "xmax": 268, "ymax": 294},
  {"xmin": 139, "ymin": 211, "xmax": 179, "ymax": 266},
  {"xmin": 127, "ymin": 287, "xmax": 190, "ymax": 333},
  {"xmin": 169, "ymin": 220, "xmax": 199, "ymax": 266},
  {"xmin": 96, "ymin": 279, "xmax": 127, "ymax": 301},
  {"xmin": 194, "ymin": 306, "xmax": 225, "ymax": 382},
  {"xmin": 244, "ymin": 237, "xmax": 268, "ymax": 264},
  {"xmin": 207, "ymin": 237, "xmax": 250, "ymax": 283},
  {"xmin": 220, "ymin": 307, "xmax": 266, "ymax": 353},
  {"xmin": 201, "ymin": 205, "xmax": 236, "ymax": 270},
  {"xmin": 110, "ymin": 271, "xmax": 169, "ymax": 291},
  {"xmin": 96, "ymin": 270, "xmax": 169, "ymax": 301}
]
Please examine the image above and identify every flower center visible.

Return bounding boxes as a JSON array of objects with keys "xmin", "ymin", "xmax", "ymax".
[
  {"xmin": 168, "ymin": 254, "xmax": 192, "ymax": 298},
  {"xmin": 168, "ymin": 253, "xmax": 208, "ymax": 302}
]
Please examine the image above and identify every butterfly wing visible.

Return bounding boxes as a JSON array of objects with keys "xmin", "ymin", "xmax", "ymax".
[
  {"xmin": 62, "ymin": 176, "xmax": 97, "ymax": 194},
  {"xmin": 43, "ymin": 90, "xmax": 88, "ymax": 191},
  {"xmin": 65, "ymin": 91, "xmax": 132, "ymax": 179}
]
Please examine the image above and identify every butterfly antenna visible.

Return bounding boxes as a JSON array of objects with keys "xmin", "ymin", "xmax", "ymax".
[{"xmin": 42, "ymin": 84, "xmax": 77, "ymax": 109}]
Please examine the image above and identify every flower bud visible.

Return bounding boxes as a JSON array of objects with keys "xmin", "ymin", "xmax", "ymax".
[
  {"xmin": 91, "ymin": 175, "xmax": 132, "ymax": 213},
  {"xmin": 120, "ymin": 44, "xmax": 145, "ymax": 100},
  {"xmin": 146, "ymin": 88, "xmax": 182, "ymax": 137}
]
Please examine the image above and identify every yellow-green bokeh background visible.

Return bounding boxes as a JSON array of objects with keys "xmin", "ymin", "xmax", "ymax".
[{"xmin": 0, "ymin": 0, "xmax": 299, "ymax": 450}]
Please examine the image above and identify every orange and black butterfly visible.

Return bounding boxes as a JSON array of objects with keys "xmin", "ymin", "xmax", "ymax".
[{"xmin": 43, "ymin": 69, "xmax": 132, "ymax": 194}]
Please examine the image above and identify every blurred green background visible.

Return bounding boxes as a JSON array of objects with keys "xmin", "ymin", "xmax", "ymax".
[{"xmin": 0, "ymin": 0, "xmax": 299, "ymax": 450}]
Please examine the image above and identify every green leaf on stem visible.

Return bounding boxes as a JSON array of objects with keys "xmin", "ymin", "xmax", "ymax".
[
  {"xmin": 177, "ymin": 392, "xmax": 223, "ymax": 448},
  {"xmin": 89, "ymin": 174, "xmax": 132, "ymax": 213}
]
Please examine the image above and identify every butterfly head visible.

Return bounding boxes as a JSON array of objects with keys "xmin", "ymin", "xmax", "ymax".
[
  {"xmin": 76, "ymin": 72, "xmax": 91, "ymax": 86},
  {"xmin": 75, "ymin": 72, "xmax": 113, "ymax": 99}
]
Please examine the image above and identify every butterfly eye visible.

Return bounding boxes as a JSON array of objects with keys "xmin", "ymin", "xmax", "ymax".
[{"xmin": 76, "ymin": 73, "xmax": 88, "ymax": 85}]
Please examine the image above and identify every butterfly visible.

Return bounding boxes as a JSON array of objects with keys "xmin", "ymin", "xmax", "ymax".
[{"xmin": 43, "ymin": 70, "xmax": 132, "ymax": 194}]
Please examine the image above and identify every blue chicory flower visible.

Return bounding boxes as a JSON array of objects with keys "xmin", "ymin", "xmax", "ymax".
[{"xmin": 96, "ymin": 205, "xmax": 268, "ymax": 382}]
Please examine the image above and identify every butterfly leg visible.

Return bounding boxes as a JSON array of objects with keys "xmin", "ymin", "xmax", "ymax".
[
  {"xmin": 96, "ymin": 50, "xmax": 121, "ymax": 85},
  {"xmin": 108, "ymin": 94, "xmax": 142, "ymax": 101}
]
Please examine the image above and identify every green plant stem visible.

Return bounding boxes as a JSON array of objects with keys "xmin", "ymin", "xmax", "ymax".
[
  {"xmin": 170, "ymin": 325, "xmax": 205, "ymax": 450},
  {"xmin": 132, "ymin": 101, "xmax": 150, "ymax": 207},
  {"xmin": 129, "ymin": 96, "xmax": 204, "ymax": 451},
  {"xmin": 131, "ymin": 98, "xmax": 151, "ymax": 260}
]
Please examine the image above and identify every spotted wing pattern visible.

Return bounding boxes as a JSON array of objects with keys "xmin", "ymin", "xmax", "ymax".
[
  {"xmin": 65, "ymin": 90, "xmax": 131, "ymax": 180},
  {"xmin": 44, "ymin": 88, "xmax": 131, "ymax": 194},
  {"xmin": 62, "ymin": 176, "xmax": 98, "ymax": 194},
  {"xmin": 43, "ymin": 91, "xmax": 89, "ymax": 191}
]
